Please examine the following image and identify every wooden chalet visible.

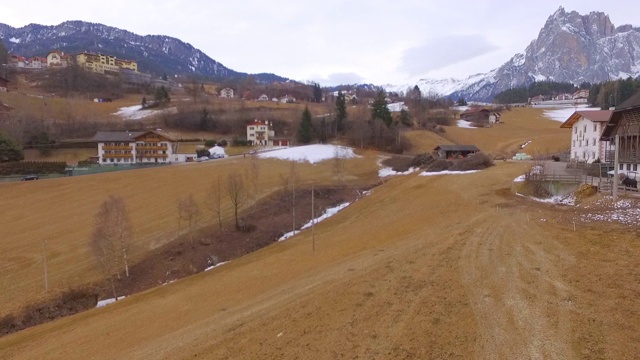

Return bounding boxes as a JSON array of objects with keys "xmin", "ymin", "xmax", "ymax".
[
  {"xmin": 600, "ymin": 90, "xmax": 640, "ymax": 172},
  {"xmin": 434, "ymin": 145, "xmax": 481, "ymax": 159}
]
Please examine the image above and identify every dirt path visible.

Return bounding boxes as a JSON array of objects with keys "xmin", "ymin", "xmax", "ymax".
[{"xmin": 2, "ymin": 162, "xmax": 640, "ymax": 359}]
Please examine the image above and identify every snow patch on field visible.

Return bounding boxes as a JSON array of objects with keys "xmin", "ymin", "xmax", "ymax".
[
  {"xmin": 113, "ymin": 105, "xmax": 178, "ymax": 120},
  {"xmin": 279, "ymin": 202, "xmax": 351, "ymax": 241},
  {"xmin": 457, "ymin": 120, "xmax": 476, "ymax": 129},
  {"xmin": 379, "ymin": 167, "xmax": 419, "ymax": 178},
  {"xmin": 543, "ymin": 106, "xmax": 600, "ymax": 122},
  {"xmin": 96, "ymin": 296, "xmax": 126, "ymax": 308},
  {"xmin": 577, "ymin": 197, "xmax": 640, "ymax": 225},
  {"xmin": 516, "ymin": 192, "xmax": 576, "ymax": 206},
  {"xmin": 205, "ymin": 261, "xmax": 228, "ymax": 272},
  {"xmin": 513, "ymin": 175, "xmax": 526, "ymax": 182},
  {"xmin": 258, "ymin": 144, "xmax": 358, "ymax": 164},
  {"xmin": 420, "ymin": 170, "xmax": 479, "ymax": 176}
]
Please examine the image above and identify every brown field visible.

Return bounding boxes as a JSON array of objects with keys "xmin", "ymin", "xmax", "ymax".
[
  {"xmin": 403, "ymin": 129, "xmax": 452, "ymax": 155},
  {"xmin": 438, "ymin": 107, "xmax": 570, "ymax": 156},
  {"xmin": 0, "ymin": 151, "xmax": 380, "ymax": 317},
  {"xmin": 4, "ymin": 104, "xmax": 637, "ymax": 359},
  {"xmin": 2, "ymin": 161, "xmax": 639, "ymax": 359}
]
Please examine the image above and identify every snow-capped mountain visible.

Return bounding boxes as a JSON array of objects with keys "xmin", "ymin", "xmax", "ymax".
[
  {"xmin": 403, "ymin": 7, "xmax": 640, "ymax": 101},
  {"xmin": 0, "ymin": 21, "xmax": 288, "ymax": 83}
]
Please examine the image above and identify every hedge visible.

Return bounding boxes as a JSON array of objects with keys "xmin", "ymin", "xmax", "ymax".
[{"xmin": 0, "ymin": 161, "xmax": 67, "ymax": 176}]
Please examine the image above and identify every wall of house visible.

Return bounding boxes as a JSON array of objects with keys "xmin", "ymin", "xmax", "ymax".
[{"xmin": 570, "ymin": 117, "xmax": 607, "ymax": 162}]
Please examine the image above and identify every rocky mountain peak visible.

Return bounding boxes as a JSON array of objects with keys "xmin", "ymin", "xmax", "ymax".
[{"xmin": 409, "ymin": 8, "xmax": 640, "ymax": 101}]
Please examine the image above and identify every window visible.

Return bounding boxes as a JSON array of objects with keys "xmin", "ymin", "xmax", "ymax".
[
  {"xmin": 593, "ymin": 123, "xmax": 597, "ymax": 131},
  {"xmin": 593, "ymin": 138, "xmax": 596, "ymax": 146},
  {"xmin": 627, "ymin": 164, "xmax": 631, "ymax": 171},
  {"xmin": 634, "ymin": 164, "xmax": 638, "ymax": 171},
  {"xmin": 583, "ymin": 125, "xmax": 587, "ymax": 133},
  {"xmin": 574, "ymin": 127, "xmax": 577, "ymax": 134},
  {"xmin": 620, "ymin": 163, "xmax": 624, "ymax": 170}
]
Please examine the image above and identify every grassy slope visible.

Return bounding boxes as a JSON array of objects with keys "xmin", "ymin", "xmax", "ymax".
[
  {"xmin": 2, "ymin": 162, "xmax": 639, "ymax": 359},
  {"xmin": 0, "ymin": 152, "xmax": 380, "ymax": 316},
  {"xmin": 443, "ymin": 107, "xmax": 569, "ymax": 155}
]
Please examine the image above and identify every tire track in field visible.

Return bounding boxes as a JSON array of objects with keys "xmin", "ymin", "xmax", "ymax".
[{"xmin": 458, "ymin": 210, "xmax": 575, "ymax": 359}]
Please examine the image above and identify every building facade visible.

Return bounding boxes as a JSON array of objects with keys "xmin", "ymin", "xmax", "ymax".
[
  {"xmin": 76, "ymin": 52, "xmax": 137, "ymax": 74},
  {"xmin": 93, "ymin": 131, "xmax": 181, "ymax": 165},
  {"xmin": 600, "ymin": 91, "xmax": 640, "ymax": 174},
  {"xmin": 560, "ymin": 110, "xmax": 613, "ymax": 163},
  {"xmin": 220, "ymin": 88, "xmax": 234, "ymax": 98}
]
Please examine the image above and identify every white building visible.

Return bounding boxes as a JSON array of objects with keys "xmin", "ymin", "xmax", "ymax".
[
  {"xmin": 246, "ymin": 120, "xmax": 290, "ymax": 146},
  {"xmin": 560, "ymin": 110, "xmax": 613, "ymax": 162},
  {"xmin": 92, "ymin": 130, "xmax": 195, "ymax": 165},
  {"xmin": 220, "ymin": 88, "xmax": 234, "ymax": 98}
]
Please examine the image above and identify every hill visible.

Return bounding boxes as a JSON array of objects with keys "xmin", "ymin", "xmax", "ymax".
[{"xmin": 0, "ymin": 21, "xmax": 288, "ymax": 83}]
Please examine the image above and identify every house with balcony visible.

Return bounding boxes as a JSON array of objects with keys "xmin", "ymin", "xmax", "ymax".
[
  {"xmin": 246, "ymin": 120, "xmax": 290, "ymax": 146},
  {"xmin": 220, "ymin": 88, "xmax": 234, "ymax": 98},
  {"xmin": 600, "ymin": 91, "xmax": 640, "ymax": 174},
  {"xmin": 560, "ymin": 110, "xmax": 613, "ymax": 163},
  {"xmin": 92, "ymin": 130, "xmax": 183, "ymax": 165}
]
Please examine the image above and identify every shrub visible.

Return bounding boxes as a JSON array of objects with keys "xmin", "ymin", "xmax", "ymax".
[
  {"xmin": 218, "ymin": 139, "xmax": 228, "ymax": 147},
  {"xmin": 232, "ymin": 138, "xmax": 250, "ymax": 147},
  {"xmin": 427, "ymin": 159, "xmax": 452, "ymax": 172},
  {"xmin": 204, "ymin": 140, "xmax": 217, "ymax": 147},
  {"xmin": 0, "ymin": 161, "xmax": 67, "ymax": 176},
  {"xmin": 409, "ymin": 153, "xmax": 436, "ymax": 168},
  {"xmin": 449, "ymin": 152, "xmax": 494, "ymax": 171}
]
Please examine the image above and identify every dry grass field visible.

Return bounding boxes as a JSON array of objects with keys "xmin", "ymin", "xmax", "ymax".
[
  {"xmin": 402, "ymin": 129, "xmax": 452, "ymax": 155},
  {"xmin": 439, "ymin": 107, "xmax": 569, "ymax": 156},
  {"xmin": 0, "ymin": 151, "xmax": 380, "ymax": 317},
  {"xmin": 2, "ymin": 161, "xmax": 639, "ymax": 359},
  {"xmin": 22, "ymin": 148, "xmax": 96, "ymax": 163}
]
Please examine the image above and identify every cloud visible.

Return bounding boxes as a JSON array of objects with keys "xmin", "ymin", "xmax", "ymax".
[
  {"xmin": 400, "ymin": 34, "xmax": 500, "ymax": 77},
  {"xmin": 313, "ymin": 72, "xmax": 365, "ymax": 86}
]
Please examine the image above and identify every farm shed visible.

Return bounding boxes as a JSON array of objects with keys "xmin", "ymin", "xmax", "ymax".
[{"xmin": 434, "ymin": 145, "xmax": 481, "ymax": 159}]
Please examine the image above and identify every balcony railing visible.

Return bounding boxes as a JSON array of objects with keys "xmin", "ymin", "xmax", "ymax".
[
  {"xmin": 137, "ymin": 145, "xmax": 168, "ymax": 151},
  {"xmin": 140, "ymin": 138, "xmax": 162, "ymax": 143},
  {"xmin": 102, "ymin": 154, "xmax": 133, "ymax": 159},
  {"xmin": 103, "ymin": 145, "xmax": 132, "ymax": 150},
  {"xmin": 138, "ymin": 154, "xmax": 168, "ymax": 158}
]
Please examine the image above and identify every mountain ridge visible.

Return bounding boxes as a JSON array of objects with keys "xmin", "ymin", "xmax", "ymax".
[
  {"xmin": 0, "ymin": 20, "xmax": 289, "ymax": 83},
  {"xmin": 396, "ymin": 7, "xmax": 640, "ymax": 101}
]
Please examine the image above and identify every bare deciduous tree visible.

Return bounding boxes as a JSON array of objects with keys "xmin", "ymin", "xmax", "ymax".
[
  {"xmin": 177, "ymin": 194, "xmax": 201, "ymax": 246},
  {"xmin": 205, "ymin": 176, "xmax": 224, "ymax": 232},
  {"xmin": 91, "ymin": 195, "xmax": 132, "ymax": 299},
  {"xmin": 227, "ymin": 173, "xmax": 246, "ymax": 231}
]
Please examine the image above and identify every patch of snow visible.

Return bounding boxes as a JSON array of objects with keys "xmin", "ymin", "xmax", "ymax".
[
  {"xmin": 96, "ymin": 296, "xmax": 126, "ymax": 308},
  {"xmin": 257, "ymin": 144, "xmax": 358, "ymax": 164},
  {"xmin": 419, "ymin": 170, "xmax": 479, "ymax": 176},
  {"xmin": 457, "ymin": 120, "xmax": 476, "ymax": 129},
  {"xmin": 113, "ymin": 105, "xmax": 178, "ymax": 120},
  {"xmin": 379, "ymin": 167, "xmax": 419, "ymax": 178},
  {"xmin": 520, "ymin": 140, "xmax": 532, "ymax": 149},
  {"xmin": 9, "ymin": 37, "xmax": 20, "ymax": 44},
  {"xmin": 388, "ymin": 102, "xmax": 409, "ymax": 112},
  {"xmin": 513, "ymin": 175, "xmax": 526, "ymax": 182},
  {"xmin": 279, "ymin": 202, "xmax": 351, "ymax": 241},
  {"xmin": 516, "ymin": 192, "xmax": 576, "ymax": 206},
  {"xmin": 542, "ymin": 106, "xmax": 601, "ymax": 122},
  {"xmin": 205, "ymin": 261, "xmax": 228, "ymax": 272}
]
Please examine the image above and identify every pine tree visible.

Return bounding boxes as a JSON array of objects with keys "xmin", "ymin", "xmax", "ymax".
[
  {"xmin": 371, "ymin": 90, "xmax": 393, "ymax": 127},
  {"xmin": 297, "ymin": 106, "xmax": 314, "ymax": 144},
  {"xmin": 312, "ymin": 83, "xmax": 323, "ymax": 102},
  {"xmin": 457, "ymin": 97, "xmax": 468, "ymax": 106},
  {"xmin": 0, "ymin": 132, "xmax": 24, "ymax": 162},
  {"xmin": 335, "ymin": 91, "xmax": 348, "ymax": 133},
  {"xmin": 399, "ymin": 109, "xmax": 411, "ymax": 127}
]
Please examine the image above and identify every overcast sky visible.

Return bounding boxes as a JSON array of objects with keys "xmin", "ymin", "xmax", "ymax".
[{"xmin": 1, "ymin": 1, "xmax": 639, "ymax": 86}]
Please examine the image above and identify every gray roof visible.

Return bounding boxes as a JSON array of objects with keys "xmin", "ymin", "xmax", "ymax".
[
  {"xmin": 434, "ymin": 144, "xmax": 481, "ymax": 152},
  {"xmin": 92, "ymin": 131, "xmax": 145, "ymax": 142}
]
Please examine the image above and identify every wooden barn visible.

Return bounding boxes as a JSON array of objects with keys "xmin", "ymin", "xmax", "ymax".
[{"xmin": 434, "ymin": 145, "xmax": 481, "ymax": 159}]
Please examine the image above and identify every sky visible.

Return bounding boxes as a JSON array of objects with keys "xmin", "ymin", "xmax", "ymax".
[{"xmin": 1, "ymin": 1, "xmax": 639, "ymax": 86}]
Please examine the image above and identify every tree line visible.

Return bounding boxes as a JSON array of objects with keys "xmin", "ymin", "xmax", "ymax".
[{"xmin": 493, "ymin": 81, "xmax": 590, "ymax": 104}]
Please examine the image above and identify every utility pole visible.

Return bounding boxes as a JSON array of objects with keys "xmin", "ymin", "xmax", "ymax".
[
  {"xmin": 43, "ymin": 240, "xmax": 49, "ymax": 292},
  {"xmin": 311, "ymin": 185, "xmax": 315, "ymax": 252},
  {"xmin": 614, "ymin": 134, "xmax": 620, "ymax": 201}
]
